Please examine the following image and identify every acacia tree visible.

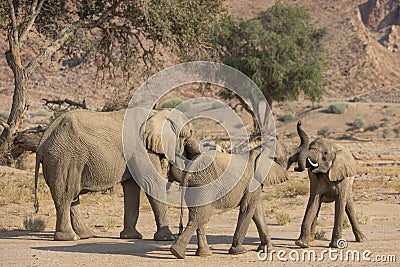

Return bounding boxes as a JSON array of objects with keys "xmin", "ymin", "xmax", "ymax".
[
  {"xmin": 0, "ymin": 0, "xmax": 225, "ymax": 160},
  {"xmin": 215, "ymin": 1, "xmax": 327, "ymax": 129}
]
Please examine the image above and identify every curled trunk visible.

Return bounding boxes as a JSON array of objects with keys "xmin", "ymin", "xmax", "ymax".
[{"xmin": 286, "ymin": 120, "xmax": 310, "ymax": 170}]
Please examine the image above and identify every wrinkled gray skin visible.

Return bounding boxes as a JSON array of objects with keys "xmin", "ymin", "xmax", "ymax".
[
  {"xmin": 168, "ymin": 133, "xmax": 307, "ymax": 259},
  {"xmin": 34, "ymin": 109, "xmax": 199, "ymax": 241},
  {"xmin": 292, "ymin": 125, "xmax": 366, "ymax": 248}
]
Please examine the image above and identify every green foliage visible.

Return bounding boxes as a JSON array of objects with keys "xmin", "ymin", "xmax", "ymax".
[
  {"xmin": 352, "ymin": 117, "xmax": 365, "ymax": 130},
  {"xmin": 23, "ymin": 216, "xmax": 46, "ymax": 232},
  {"xmin": 327, "ymin": 102, "xmax": 348, "ymax": 114},
  {"xmin": 4, "ymin": 1, "xmax": 226, "ymax": 80},
  {"xmin": 317, "ymin": 126, "xmax": 331, "ymax": 138},
  {"xmin": 214, "ymin": 1, "xmax": 326, "ymax": 106},
  {"xmin": 342, "ymin": 217, "xmax": 351, "ymax": 229},
  {"xmin": 278, "ymin": 112, "xmax": 295, "ymax": 122}
]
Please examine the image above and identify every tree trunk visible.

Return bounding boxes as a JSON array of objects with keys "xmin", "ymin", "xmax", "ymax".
[{"xmin": 0, "ymin": 35, "xmax": 28, "ymax": 148}]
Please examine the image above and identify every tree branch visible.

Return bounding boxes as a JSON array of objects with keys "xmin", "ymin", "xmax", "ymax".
[
  {"xmin": 19, "ymin": 0, "xmax": 45, "ymax": 44},
  {"xmin": 25, "ymin": 0, "xmax": 122, "ymax": 78},
  {"xmin": 7, "ymin": 0, "xmax": 19, "ymax": 44}
]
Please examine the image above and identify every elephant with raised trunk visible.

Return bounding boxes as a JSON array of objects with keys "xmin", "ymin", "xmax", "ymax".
[
  {"xmin": 167, "ymin": 126, "xmax": 308, "ymax": 259},
  {"xmin": 289, "ymin": 122, "xmax": 366, "ymax": 248},
  {"xmin": 34, "ymin": 108, "xmax": 200, "ymax": 241}
]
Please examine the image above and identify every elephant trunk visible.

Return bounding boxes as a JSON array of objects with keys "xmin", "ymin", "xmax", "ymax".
[
  {"xmin": 286, "ymin": 120, "xmax": 310, "ymax": 170},
  {"xmin": 294, "ymin": 149, "xmax": 318, "ymax": 172},
  {"xmin": 297, "ymin": 120, "xmax": 309, "ymax": 150}
]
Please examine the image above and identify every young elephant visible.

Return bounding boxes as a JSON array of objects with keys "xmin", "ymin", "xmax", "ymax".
[{"xmin": 292, "ymin": 124, "xmax": 366, "ymax": 248}]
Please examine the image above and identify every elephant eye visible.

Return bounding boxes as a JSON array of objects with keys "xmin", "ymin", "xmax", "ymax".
[{"xmin": 323, "ymin": 151, "xmax": 328, "ymax": 155}]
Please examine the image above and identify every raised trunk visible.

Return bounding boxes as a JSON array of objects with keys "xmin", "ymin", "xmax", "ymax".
[{"xmin": 286, "ymin": 120, "xmax": 310, "ymax": 170}]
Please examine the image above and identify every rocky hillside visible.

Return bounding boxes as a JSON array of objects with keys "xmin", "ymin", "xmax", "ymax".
[{"xmin": 0, "ymin": 0, "xmax": 400, "ymax": 112}]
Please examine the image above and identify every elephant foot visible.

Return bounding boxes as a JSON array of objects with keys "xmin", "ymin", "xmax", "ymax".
[
  {"xmin": 228, "ymin": 245, "xmax": 246, "ymax": 255},
  {"xmin": 257, "ymin": 244, "xmax": 272, "ymax": 253},
  {"xmin": 120, "ymin": 228, "xmax": 143, "ymax": 239},
  {"xmin": 196, "ymin": 247, "xmax": 212, "ymax": 257},
  {"xmin": 295, "ymin": 238, "xmax": 310, "ymax": 248},
  {"xmin": 154, "ymin": 226, "xmax": 176, "ymax": 241},
  {"xmin": 329, "ymin": 240, "xmax": 339, "ymax": 248},
  {"xmin": 170, "ymin": 243, "xmax": 186, "ymax": 259},
  {"xmin": 355, "ymin": 232, "xmax": 366, "ymax": 242},
  {"xmin": 75, "ymin": 228, "xmax": 95, "ymax": 239},
  {"xmin": 54, "ymin": 231, "xmax": 79, "ymax": 241}
]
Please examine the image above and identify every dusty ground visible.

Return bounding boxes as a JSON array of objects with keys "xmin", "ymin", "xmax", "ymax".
[{"xmin": 0, "ymin": 99, "xmax": 399, "ymax": 266}]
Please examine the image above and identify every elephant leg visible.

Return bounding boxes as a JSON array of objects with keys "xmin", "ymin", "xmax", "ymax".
[
  {"xmin": 252, "ymin": 200, "xmax": 272, "ymax": 252},
  {"xmin": 49, "ymin": 169, "xmax": 79, "ymax": 241},
  {"xmin": 296, "ymin": 193, "xmax": 321, "ymax": 248},
  {"xmin": 329, "ymin": 195, "xmax": 347, "ymax": 248},
  {"xmin": 70, "ymin": 196, "xmax": 95, "ymax": 239},
  {"xmin": 229, "ymin": 194, "xmax": 258, "ymax": 255},
  {"xmin": 146, "ymin": 151, "xmax": 174, "ymax": 241},
  {"xmin": 195, "ymin": 224, "xmax": 212, "ymax": 257},
  {"xmin": 170, "ymin": 207, "xmax": 211, "ymax": 259},
  {"xmin": 345, "ymin": 197, "xmax": 366, "ymax": 242},
  {"xmin": 146, "ymin": 195, "xmax": 175, "ymax": 241},
  {"xmin": 120, "ymin": 179, "xmax": 142, "ymax": 239},
  {"xmin": 310, "ymin": 198, "xmax": 322, "ymax": 242}
]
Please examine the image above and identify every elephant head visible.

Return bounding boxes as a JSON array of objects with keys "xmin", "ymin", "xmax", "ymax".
[
  {"xmin": 143, "ymin": 108, "xmax": 200, "ymax": 162},
  {"xmin": 293, "ymin": 127, "xmax": 356, "ymax": 181}
]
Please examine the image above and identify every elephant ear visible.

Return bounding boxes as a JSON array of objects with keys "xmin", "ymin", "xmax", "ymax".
[
  {"xmin": 328, "ymin": 144, "xmax": 357, "ymax": 181},
  {"xmin": 143, "ymin": 109, "xmax": 177, "ymax": 158}
]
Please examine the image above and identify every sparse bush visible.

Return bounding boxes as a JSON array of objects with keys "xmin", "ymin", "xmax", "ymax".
[
  {"xmin": 282, "ymin": 179, "xmax": 309, "ymax": 198},
  {"xmin": 327, "ymin": 102, "xmax": 348, "ymax": 114},
  {"xmin": 29, "ymin": 109, "xmax": 51, "ymax": 118},
  {"xmin": 352, "ymin": 117, "xmax": 365, "ymax": 130},
  {"xmin": 160, "ymin": 99, "xmax": 193, "ymax": 112},
  {"xmin": 317, "ymin": 126, "xmax": 331, "ymax": 138},
  {"xmin": 342, "ymin": 217, "xmax": 351, "ymax": 229},
  {"xmin": 383, "ymin": 128, "xmax": 395, "ymax": 139},
  {"xmin": 279, "ymin": 112, "xmax": 296, "ymax": 122},
  {"xmin": 23, "ymin": 216, "xmax": 46, "ymax": 232},
  {"xmin": 314, "ymin": 229, "xmax": 328, "ymax": 240},
  {"xmin": 393, "ymin": 127, "xmax": 400, "ymax": 138},
  {"xmin": 352, "ymin": 96, "xmax": 371, "ymax": 103},
  {"xmin": 160, "ymin": 98, "xmax": 183, "ymax": 109},
  {"xmin": 0, "ymin": 110, "xmax": 8, "ymax": 120},
  {"xmin": 356, "ymin": 213, "xmax": 371, "ymax": 225},
  {"xmin": 275, "ymin": 211, "xmax": 291, "ymax": 226}
]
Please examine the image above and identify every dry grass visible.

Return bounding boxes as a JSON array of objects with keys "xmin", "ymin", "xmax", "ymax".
[
  {"xmin": 275, "ymin": 211, "xmax": 291, "ymax": 226},
  {"xmin": 23, "ymin": 216, "xmax": 46, "ymax": 232}
]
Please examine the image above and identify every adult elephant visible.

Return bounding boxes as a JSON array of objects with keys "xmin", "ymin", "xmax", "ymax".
[
  {"xmin": 291, "ymin": 125, "xmax": 366, "ymax": 248},
  {"xmin": 167, "ymin": 125, "xmax": 308, "ymax": 259},
  {"xmin": 34, "ymin": 108, "xmax": 200, "ymax": 241}
]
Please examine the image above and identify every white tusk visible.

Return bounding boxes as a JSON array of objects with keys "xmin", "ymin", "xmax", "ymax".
[{"xmin": 307, "ymin": 157, "xmax": 319, "ymax": 168}]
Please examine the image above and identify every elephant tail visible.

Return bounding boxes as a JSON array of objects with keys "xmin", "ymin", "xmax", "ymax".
[{"xmin": 34, "ymin": 150, "xmax": 41, "ymax": 213}]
